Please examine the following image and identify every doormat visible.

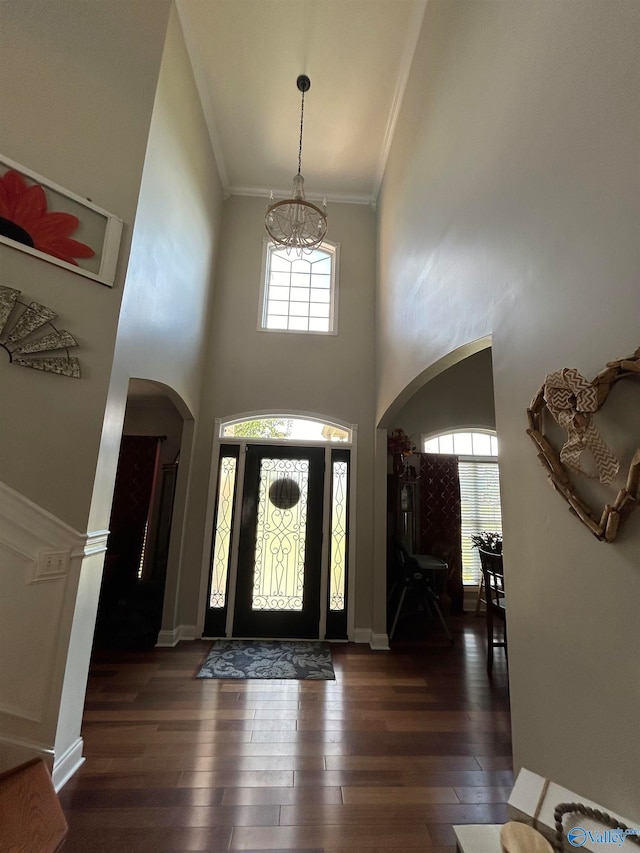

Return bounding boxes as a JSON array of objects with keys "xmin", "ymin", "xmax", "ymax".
[{"xmin": 196, "ymin": 640, "xmax": 335, "ymax": 680}]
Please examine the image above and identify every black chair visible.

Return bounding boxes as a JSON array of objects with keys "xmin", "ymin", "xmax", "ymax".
[
  {"xmin": 478, "ymin": 548, "xmax": 507, "ymax": 674},
  {"xmin": 388, "ymin": 540, "xmax": 452, "ymax": 642}
]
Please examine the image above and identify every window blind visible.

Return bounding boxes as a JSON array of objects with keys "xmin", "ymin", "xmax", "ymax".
[{"xmin": 459, "ymin": 460, "xmax": 503, "ymax": 585}]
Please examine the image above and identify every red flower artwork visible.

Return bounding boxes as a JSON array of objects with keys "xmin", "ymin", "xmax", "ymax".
[{"xmin": 0, "ymin": 169, "xmax": 94, "ymax": 266}]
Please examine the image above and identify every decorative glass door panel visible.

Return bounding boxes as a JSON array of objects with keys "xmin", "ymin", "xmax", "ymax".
[
  {"xmin": 210, "ymin": 455, "xmax": 238, "ymax": 607},
  {"xmin": 252, "ymin": 458, "xmax": 309, "ymax": 611},
  {"xmin": 204, "ymin": 445, "xmax": 240, "ymax": 636},
  {"xmin": 234, "ymin": 445, "xmax": 324, "ymax": 638},
  {"xmin": 326, "ymin": 448, "xmax": 349, "ymax": 638},
  {"xmin": 329, "ymin": 458, "xmax": 347, "ymax": 611}
]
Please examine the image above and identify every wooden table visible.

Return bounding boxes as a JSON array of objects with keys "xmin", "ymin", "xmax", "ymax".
[{"xmin": 453, "ymin": 824, "xmax": 502, "ymax": 852}]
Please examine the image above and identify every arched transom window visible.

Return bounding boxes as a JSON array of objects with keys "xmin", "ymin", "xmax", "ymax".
[
  {"xmin": 424, "ymin": 430, "xmax": 498, "ymax": 457},
  {"xmin": 221, "ymin": 416, "xmax": 351, "ymax": 443}
]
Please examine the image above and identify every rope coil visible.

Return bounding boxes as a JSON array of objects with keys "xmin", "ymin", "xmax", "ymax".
[{"xmin": 553, "ymin": 803, "xmax": 640, "ymax": 851}]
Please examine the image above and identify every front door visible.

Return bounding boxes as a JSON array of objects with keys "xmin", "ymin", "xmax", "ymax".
[{"xmin": 232, "ymin": 445, "xmax": 325, "ymax": 638}]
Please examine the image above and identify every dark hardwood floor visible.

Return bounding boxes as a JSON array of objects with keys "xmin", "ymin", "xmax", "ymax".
[{"xmin": 58, "ymin": 615, "xmax": 511, "ymax": 852}]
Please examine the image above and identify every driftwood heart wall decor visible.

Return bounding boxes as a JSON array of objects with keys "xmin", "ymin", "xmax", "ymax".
[{"xmin": 526, "ymin": 348, "xmax": 640, "ymax": 542}]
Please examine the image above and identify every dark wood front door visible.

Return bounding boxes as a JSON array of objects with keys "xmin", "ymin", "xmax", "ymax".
[{"xmin": 232, "ymin": 445, "xmax": 325, "ymax": 638}]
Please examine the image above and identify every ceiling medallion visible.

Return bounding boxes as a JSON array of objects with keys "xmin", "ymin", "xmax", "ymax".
[
  {"xmin": 0, "ymin": 284, "xmax": 81, "ymax": 378},
  {"xmin": 265, "ymin": 75, "xmax": 328, "ymax": 256}
]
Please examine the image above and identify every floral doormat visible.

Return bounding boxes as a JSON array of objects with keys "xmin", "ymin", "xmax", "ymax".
[{"xmin": 196, "ymin": 640, "xmax": 335, "ymax": 680}]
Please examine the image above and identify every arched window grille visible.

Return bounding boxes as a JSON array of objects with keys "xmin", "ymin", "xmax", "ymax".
[
  {"xmin": 221, "ymin": 415, "xmax": 351, "ymax": 443},
  {"xmin": 423, "ymin": 430, "xmax": 502, "ymax": 585}
]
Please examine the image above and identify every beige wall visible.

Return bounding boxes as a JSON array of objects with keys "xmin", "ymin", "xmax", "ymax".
[
  {"xmin": 55, "ymin": 3, "xmax": 225, "ymax": 770},
  {"xmin": 393, "ymin": 348, "xmax": 496, "ymax": 444},
  {"xmin": 377, "ymin": 1, "xmax": 640, "ymax": 817},
  {"xmin": 0, "ymin": 0, "xmax": 224, "ymax": 775},
  {"xmin": 90, "ymin": 2, "xmax": 223, "ymax": 531},
  {"xmin": 177, "ymin": 195, "xmax": 377, "ymax": 633},
  {"xmin": 0, "ymin": 0, "xmax": 172, "ymax": 532},
  {"xmin": 0, "ymin": 0, "xmax": 173, "ymax": 779},
  {"xmin": 112, "ymin": 1, "xmax": 222, "ymax": 420}
]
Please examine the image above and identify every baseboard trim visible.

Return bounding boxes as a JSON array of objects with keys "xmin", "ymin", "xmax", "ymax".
[
  {"xmin": 156, "ymin": 624, "xmax": 199, "ymax": 647},
  {"xmin": 156, "ymin": 627, "xmax": 180, "ymax": 647},
  {"xmin": 52, "ymin": 737, "xmax": 84, "ymax": 792},
  {"xmin": 370, "ymin": 632, "xmax": 390, "ymax": 651},
  {"xmin": 352, "ymin": 628, "xmax": 371, "ymax": 644},
  {"xmin": 352, "ymin": 629, "xmax": 390, "ymax": 651}
]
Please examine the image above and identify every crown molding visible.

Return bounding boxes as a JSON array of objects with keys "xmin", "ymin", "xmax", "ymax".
[
  {"xmin": 228, "ymin": 185, "xmax": 373, "ymax": 206},
  {"xmin": 177, "ymin": 0, "xmax": 427, "ymax": 208},
  {"xmin": 175, "ymin": 0, "xmax": 230, "ymax": 191},
  {"xmin": 371, "ymin": 0, "xmax": 428, "ymax": 204}
]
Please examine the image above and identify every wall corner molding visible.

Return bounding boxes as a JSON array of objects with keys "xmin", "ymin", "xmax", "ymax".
[
  {"xmin": 352, "ymin": 629, "xmax": 390, "ymax": 651},
  {"xmin": 52, "ymin": 737, "xmax": 85, "ymax": 792},
  {"xmin": 156, "ymin": 624, "xmax": 199, "ymax": 647},
  {"xmin": 370, "ymin": 633, "xmax": 390, "ymax": 651},
  {"xmin": 352, "ymin": 628, "xmax": 372, "ymax": 645},
  {"xmin": 83, "ymin": 530, "xmax": 109, "ymax": 557},
  {"xmin": 156, "ymin": 628, "xmax": 180, "ymax": 647}
]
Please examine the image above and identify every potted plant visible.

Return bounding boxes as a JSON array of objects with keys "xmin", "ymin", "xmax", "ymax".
[
  {"xmin": 471, "ymin": 531, "xmax": 503, "ymax": 554},
  {"xmin": 387, "ymin": 428, "xmax": 417, "ymax": 477}
]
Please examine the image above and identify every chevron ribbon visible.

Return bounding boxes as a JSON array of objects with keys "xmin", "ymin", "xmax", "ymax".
[{"xmin": 543, "ymin": 367, "xmax": 620, "ymax": 485}]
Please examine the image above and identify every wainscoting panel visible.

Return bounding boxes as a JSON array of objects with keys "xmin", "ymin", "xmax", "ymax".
[{"xmin": 0, "ymin": 480, "xmax": 104, "ymax": 774}]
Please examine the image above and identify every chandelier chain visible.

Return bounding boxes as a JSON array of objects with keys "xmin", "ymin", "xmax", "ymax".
[
  {"xmin": 264, "ymin": 74, "xmax": 327, "ymax": 255},
  {"xmin": 298, "ymin": 89, "xmax": 305, "ymax": 177}
]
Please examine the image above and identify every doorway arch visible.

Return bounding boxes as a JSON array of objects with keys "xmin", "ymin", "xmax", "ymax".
[
  {"xmin": 94, "ymin": 378, "xmax": 195, "ymax": 649},
  {"xmin": 197, "ymin": 410, "xmax": 357, "ymax": 641},
  {"xmin": 373, "ymin": 339, "xmax": 495, "ymax": 641}
]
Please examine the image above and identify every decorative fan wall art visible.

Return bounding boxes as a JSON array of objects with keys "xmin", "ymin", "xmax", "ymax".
[
  {"xmin": 526, "ymin": 348, "xmax": 640, "ymax": 542},
  {"xmin": 0, "ymin": 284, "xmax": 81, "ymax": 378}
]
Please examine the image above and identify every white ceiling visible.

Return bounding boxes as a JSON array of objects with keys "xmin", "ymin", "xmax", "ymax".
[{"xmin": 176, "ymin": 0, "xmax": 427, "ymax": 205}]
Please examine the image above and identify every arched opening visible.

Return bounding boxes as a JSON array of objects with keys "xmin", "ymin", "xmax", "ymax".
[
  {"xmin": 381, "ymin": 344, "xmax": 504, "ymax": 642},
  {"xmin": 378, "ymin": 338, "xmax": 491, "ymax": 429},
  {"xmin": 94, "ymin": 378, "xmax": 193, "ymax": 650}
]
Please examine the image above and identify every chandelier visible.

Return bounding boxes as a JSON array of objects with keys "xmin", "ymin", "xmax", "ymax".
[{"xmin": 265, "ymin": 75, "xmax": 327, "ymax": 254}]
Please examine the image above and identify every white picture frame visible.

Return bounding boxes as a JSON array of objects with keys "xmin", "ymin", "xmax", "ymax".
[{"xmin": 0, "ymin": 154, "xmax": 123, "ymax": 287}]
